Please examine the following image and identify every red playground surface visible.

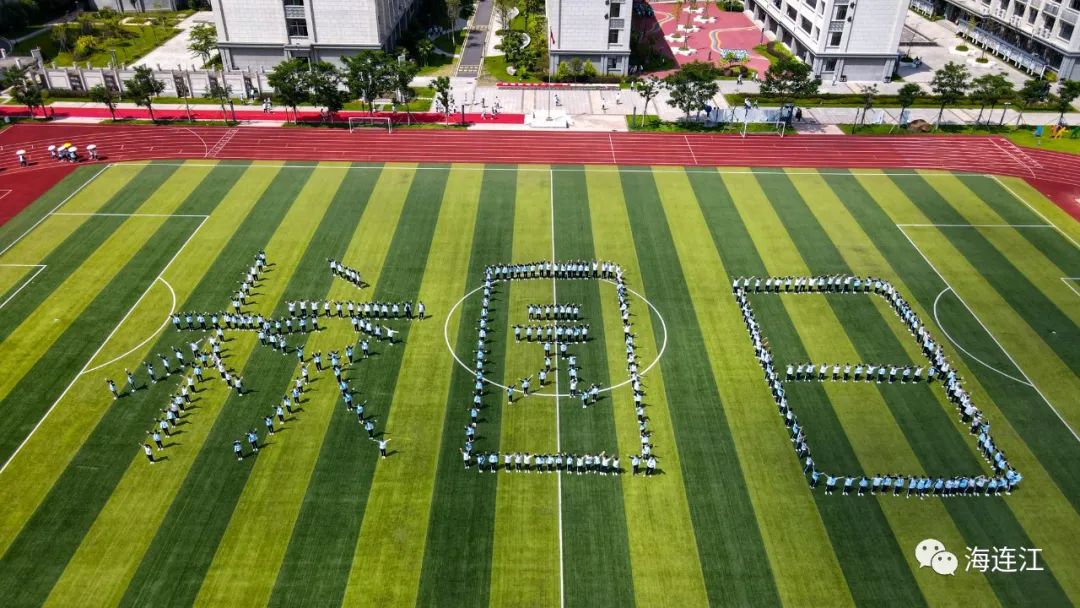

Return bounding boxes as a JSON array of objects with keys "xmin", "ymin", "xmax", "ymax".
[
  {"xmin": 0, "ymin": 123, "xmax": 1078, "ymax": 226},
  {"xmin": 0, "ymin": 105, "xmax": 524, "ymax": 126},
  {"xmin": 640, "ymin": 2, "xmax": 770, "ymax": 77}
]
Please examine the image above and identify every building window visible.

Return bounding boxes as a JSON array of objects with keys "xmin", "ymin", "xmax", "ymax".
[
  {"xmin": 824, "ymin": 58, "xmax": 837, "ymax": 71},
  {"xmin": 786, "ymin": 4, "xmax": 797, "ymax": 20},
  {"xmin": 1028, "ymin": 9, "xmax": 1037, "ymax": 23},
  {"xmin": 610, "ymin": 2, "xmax": 621, "ymax": 17},
  {"xmin": 283, "ymin": 0, "xmax": 303, "ymax": 4},
  {"xmin": 1013, "ymin": 3, "xmax": 1024, "ymax": 16},
  {"xmin": 800, "ymin": 16, "xmax": 812, "ymax": 33},
  {"xmin": 1043, "ymin": 15, "xmax": 1056, "ymax": 30},
  {"xmin": 608, "ymin": 57, "xmax": 618, "ymax": 69},
  {"xmin": 828, "ymin": 31, "xmax": 842, "ymax": 46},
  {"xmin": 805, "ymin": 0, "xmax": 817, "ymax": 10},
  {"xmin": 1072, "ymin": 0, "xmax": 1080, "ymax": 10},
  {"xmin": 286, "ymin": 18, "xmax": 309, "ymax": 36},
  {"xmin": 834, "ymin": 4, "xmax": 847, "ymax": 19},
  {"xmin": 1060, "ymin": 22, "xmax": 1075, "ymax": 40},
  {"xmin": 608, "ymin": 29, "xmax": 619, "ymax": 43}
]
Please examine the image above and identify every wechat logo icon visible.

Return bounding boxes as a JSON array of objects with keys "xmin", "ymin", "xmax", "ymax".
[{"xmin": 916, "ymin": 539, "xmax": 958, "ymax": 576}]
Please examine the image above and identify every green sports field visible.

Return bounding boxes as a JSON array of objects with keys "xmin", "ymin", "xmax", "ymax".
[{"xmin": 0, "ymin": 160, "xmax": 1077, "ymax": 608}]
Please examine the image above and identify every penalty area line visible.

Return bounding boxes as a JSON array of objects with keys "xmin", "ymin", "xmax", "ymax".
[
  {"xmin": 898, "ymin": 225, "xmax": 1080, "ymax": 444},
  {"xmin": 0, "ymin": 215, "xmax": 208, "ymax": 476},
  {"xmin": 0, "ymin": 164, "xmax": 112, "ymax": 259},
  {"xmin": 1061, "ymin": 277, "xmax": 1080, "ymax": 298},
  {"xmin": 0, "ymin": 264, "xmax": 47, "ymax": 311}
]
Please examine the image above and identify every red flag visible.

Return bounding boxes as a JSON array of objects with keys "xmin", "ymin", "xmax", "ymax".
[{"xmin": 549, "ymin": 28, "xmax": 556, "ymax": 46}]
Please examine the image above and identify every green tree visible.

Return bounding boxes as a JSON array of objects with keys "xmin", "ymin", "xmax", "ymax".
[
  {"xmin": 969, "ymin": 73, "xmax": 1012, "ymax": 124},
  {"xmin": 632, "ymin": 76, "xmax": 662, "ymax": 126},
  {"xmin": 205, "ymin": 79, "xmax": 232, "ymax": 122},
  {"xmin": 10, "ymin": 77, "xmax": 45, "ymax": 118},
  {"xmin": 495, "ymin": 0, "xmax": 516, "ymax": 32},
  {"xmin": 267, "ymin": 58, "xmax": 310, "ymax": 123},
  {"xmin": 1054, "ymin": 79, "xmax": 1080, "ymax": 124},
  {"xmin": 499, "ymin": 29, "xmax": 528, "ymax": 69},
  {"xmin": 50, "ymin": 24, "xmax": 75, "ymax": 53},
  {"xmin": 342, "ymin": 50, "xmax": 394, "ymax": 114},
  {"xmin": 447, "ymin": 0, "xmax": 463, "ymax": 43},
  {"xmin": 758, "ymin": 56, "xmax": 821, "ymax": 103},
  {"xmin": 663, "ymin": 65, "xmax": 719, "ymax": 121},
  {"xmin": 433, "ymin": 75, "xmax": 453, "ymax": 123},
  {"xmin": 415, "ymin": 37, "xmax": 434, "ymax": 66},
  {"xmin": 306, "ymin": 60, "xmax": 346, "ymax": 120},
  {"xmin": 854, "ymin": 83, "xmax": 877, "ymax": 132},
  {"xmin": 88, "ymin": 84, "xmax": 120, "ymax": 121},
  {"xmin": 124, "ymin": 65, "xmax": 166, "ymax": 121},
  {"xmin": 896, "ymin": 82, "xmax": 921, "ymax": 128},
  {"xmin": 390, "ymin": 60, "xmax": 419, "ymax": 118},
  {"xmin": 188, "ymin": 23, "xmax": 218, "ymax": 67},
  {"xmin": 0, "ymin": 66, "xmax": 27, "ymax": 91},
  {"xmin": 1013, "ymin": 77, "xmax": 1050, "ymax": 125},
  {"xmin": 929, "ymin": 61, "xmax": 970, "ymax": 128},
  {"xmin": 523, "ymin": 0, "xmax": 543, "ymax": 29},
  {"xmin": 73, "ymin": 35, "xmax": 96, "ymax": 61}
]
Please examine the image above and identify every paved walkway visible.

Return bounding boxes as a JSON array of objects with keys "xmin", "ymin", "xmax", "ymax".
[
  {"xmin": 133, "ymin": 11, "xmax": 216, "ymax": 71},
  {"xmin": 456, "ymin": 0, "xmax": 493, "ymax": 78}
]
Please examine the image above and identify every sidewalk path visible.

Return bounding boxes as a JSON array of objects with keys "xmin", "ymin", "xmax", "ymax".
[
  {"xmin": 456, "ymin": 0, "xmax": 493, "ymax": 77},
  {"xmin": 133, "ymin": 11, "xmax": 215, "ymax": 70}
]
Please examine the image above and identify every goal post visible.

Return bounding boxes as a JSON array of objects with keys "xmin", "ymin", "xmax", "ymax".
[{"xmin": 348, "ymin": 116, "xmax": 393, "ymax": 133}]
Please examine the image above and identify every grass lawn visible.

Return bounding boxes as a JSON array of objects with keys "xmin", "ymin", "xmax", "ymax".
[
  {"xmin": 17, "ymin": 23, "xmax": 181, "ymax": 67},
  {"xmin": 482, "ymin": 55, "xmax": 544, "ymax": 83},
  {"xmin": 841, "ymin": 122, "xmax": 1080, "ymax": 154},
  {"xmin": 0, "ymin": 161, "xmax": 1076, "ymax": 608},
  {"xmin": 626, "ymin": 114, "xmax": 792, "ymax": 133},
  {"xmin": 725, "ymin": 93, "xmax": 1060, "ymax": 111}
]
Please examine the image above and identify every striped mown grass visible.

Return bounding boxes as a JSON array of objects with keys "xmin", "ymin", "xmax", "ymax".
[{"xmin": 0, "ymin": 162, "xmax": 1075, "ymax": 608}]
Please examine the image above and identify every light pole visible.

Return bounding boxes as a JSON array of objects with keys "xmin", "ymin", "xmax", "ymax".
[
  {"xmin": 229, "ymin": 99, "xmax": 237, "ymax": 124},
  {"xmin": 999, "ymin": 101, "xmax": 1010, "ymax": 126}
]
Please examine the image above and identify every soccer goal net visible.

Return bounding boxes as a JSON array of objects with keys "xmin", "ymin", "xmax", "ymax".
[{"xmin": 348, "ymin": 116, "xmax": 393, "ymax": 133}]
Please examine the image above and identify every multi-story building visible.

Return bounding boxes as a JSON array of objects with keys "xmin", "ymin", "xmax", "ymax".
[
  {"xmin": 917, "ymin": 0, "xmax": 1080, "ymax": 79},
  {"xmin": 746, "ymin": 0, "xmax": 908, "ymax": 81},
  {"xmin": 546, "ymin": 0, "xmax": 632, "ymax": 75},
  {"xmin": 209, "ymin": 0, "xmax": 416, "ymax": 70}
]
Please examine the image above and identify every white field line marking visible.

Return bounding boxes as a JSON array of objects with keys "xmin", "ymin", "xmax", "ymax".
[
  {"xmin": 0, "ymin": 264, "xmax": 46, "ymax": 311},
  {"xmin": 1061, "ymin": 277, "xmax": 1080, "ymax": 298},
  {"xmin": 991, "ymin": 174, "xmax": 1080, "ymax": 252},
  {"xmin": 51, "ymin": 212, "xmax": 211, "ymax": 218},
  {"xmin": 898, "ymin": 225, "xmax": 1080, "ymax": 444},
  {"xmin": 550, "ymin": 167, "xmax": 565, "ymax": 608},
  {"xmin": 108, "ymin": 162, "xmax": 975, "ymax": 177},
  {"xmin": 0, "ymin": 164, "xmax": 112, "ymax": 258},
  {"xmin": 0, "ymin": 189, "xmax": 11, "ymax": 200},
  {"xmin": 0, "ymin": 215, "xmax": 209, "ymax": 476},
  {"xmin": 933, "ymin": 287, "xmax": 1032, "ymax": 387},
  {"xmin": 990, "ymin": 137, "xmax": 1038, "ymax": 180},
  {"xmin": 684, "ymin": 135, "xmax": 698, "ymax": 165},
  {"xmin": 896, "ymin": 223, "xmax": 1052, "ymax": 228},
  {"xmin": 82, "ymin": 277, "xmax": 177, "ymax": 375},
  {"xmin": 443, "ymin": 280, "xmax": 666, "ymax": 397}
]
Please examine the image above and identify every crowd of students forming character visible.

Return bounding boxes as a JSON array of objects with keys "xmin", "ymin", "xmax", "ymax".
[
  {"xmin": 459, "ymin": 261, "xmax": 661, "ymax": 476},
  {"xmin": 123, "ymin": 251, "xmax": 408, "ymax": 463},
  {"xmin": 733, "ymin": 274, "xmax": 1022, "ymax": 498}
]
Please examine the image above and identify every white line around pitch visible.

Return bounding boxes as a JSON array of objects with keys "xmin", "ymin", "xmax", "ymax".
[
  {"xmin": 898, "ymin": 225, "xmax": 1080, "ymax": 444},
  {"xmin": 0, "ymin": 264, "xmax": 46, "ymax": 311},
  {"xmin": 0, "ymin": 164, "xmax": 112, "ymax": 259},
  {"xmin": 0, "ymin": 215, "xmax": 208, "ymax": 476}
]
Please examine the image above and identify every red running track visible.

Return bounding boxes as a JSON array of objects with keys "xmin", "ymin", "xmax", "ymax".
[{"xmin": 0, "ymin": 123, "xmax": 1078, "ymax": 225}]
